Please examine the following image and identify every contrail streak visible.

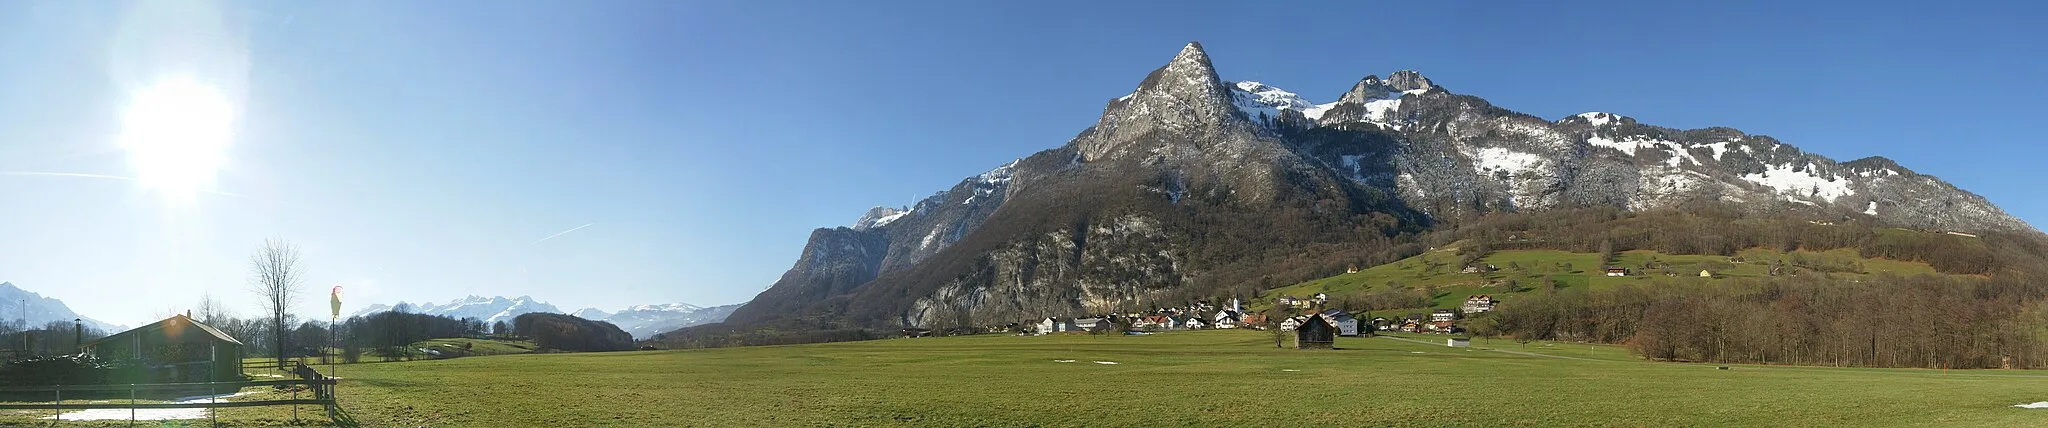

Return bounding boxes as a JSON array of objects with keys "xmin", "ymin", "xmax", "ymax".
[
  {"xmin": 0, "ymin": 171, "xmax": 243, "ymax": 197},
  {"xmin": 532, "ymin": 223, "xmax": 595, "ymax": 245}
]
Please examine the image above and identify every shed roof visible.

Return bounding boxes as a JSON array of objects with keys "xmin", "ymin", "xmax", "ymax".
[{"xmin": 81, "ymin": 314, "xmax": 243, "ymax": 348}]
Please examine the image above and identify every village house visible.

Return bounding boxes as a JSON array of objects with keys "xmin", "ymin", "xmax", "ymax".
[
  {"xmin": 1212, "ymin": 310, "xmax": 1242, "ymax": 329},
  {"xmin": 1605, "ymin": 267, "xmax": 1630, "ymax": 277},
  {"xmin": 79, "ymin": 313, "xmax": 244, "ymax": 383},
  {"xmin": 1183, "ymin": 317, "xmax": 1209, "ymax": 330},
  {"xmin": 1321, "ymin": 309, "xmax": 1360, "ymax": 336},
  {"xmin": 1074, "ymin": 317, "xmax": 1114, "ymax": 332},
  {"xmin": 1312, "ymin": 293, "xmax": 1329, "ymax": 306},
  {"xmin": 1461, "ymin": 295, "xmax": 1495, "ymax": 314},
  {"xmin": 1241, "ymin": 313, "xmax": 1268, "ymax": 328},
  {"xmin": 1431, "ymin": 309, "xmax": 1458, "ymax": 322},
  {"xmin": 1293, "ymin": 314, "xmax": 1337, "ymax": 350},
  {"xmin": 1279, "ymin": 315, "xmax": 1304, "ymax": 331},
  {"xmin": 1275, "ymin": 296, "xmax": 1302, "ymax": 308}
]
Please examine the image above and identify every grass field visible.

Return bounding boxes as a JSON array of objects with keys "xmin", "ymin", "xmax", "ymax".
[
  {"xmin": 1262, "ymin": 246, "xmax": 1945, "ymax": 313},
  {"xmin": 14, "ymin": 330, "xmax": 2039, "ymax": 426}
]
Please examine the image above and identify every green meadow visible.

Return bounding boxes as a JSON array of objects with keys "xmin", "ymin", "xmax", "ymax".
[{"xmin": 13, "ymin": 330, "xmax": 2041, "ymax": 426}]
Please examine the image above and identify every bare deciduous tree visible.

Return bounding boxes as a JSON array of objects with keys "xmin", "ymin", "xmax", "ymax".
[
  {"xmin": 196, "ymin": 292, "xmax": 231, "ymax": 325},
  {"xmin": 251, "ymin": 239, "xmax": 305, "ymax": 368}
]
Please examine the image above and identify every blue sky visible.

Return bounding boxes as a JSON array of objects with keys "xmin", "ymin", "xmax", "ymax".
[{"xmin": 1, "ymin": 1, "xmax": 2041, "ymax": 327}]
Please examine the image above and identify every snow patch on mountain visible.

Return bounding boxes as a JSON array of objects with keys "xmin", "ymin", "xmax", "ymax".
[
  {"xmin": 1742, "ymin": 163, "xmax": 1854, "ymax": 203},
  {"xmin": 1866, "ymin": 201, "xmax": 1880, "ymax": 215},
  {"xmin": 1574, "ymin": 112, "xmax": 1626, "ymax": 126},
  {"xmin": 1229, "ymin": 81, "xmax": 1318, "ymax": 125},
  {"xmin": 1469, "ymin": 147, "xmax": 1545, "ymax": 176}
]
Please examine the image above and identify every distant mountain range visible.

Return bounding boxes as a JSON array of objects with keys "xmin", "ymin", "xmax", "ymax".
[
  {"xmin": 0, "ymin": 282, "xmax": 123, "ymax": 333},
  {"xmin": 349, "ymin": 295, "xmax": 563, "ymax": 326},
  {"xmin": 350, "ymin": 295, "xmax": 737, "ymax": 339},
  {"xmin": 570, "ymin": 303, "xmax": 741, "ymax": 340}
]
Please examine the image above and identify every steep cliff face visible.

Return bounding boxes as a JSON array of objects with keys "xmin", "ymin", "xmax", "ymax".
[{"xmin": 698, "ymin": 41, "xmax": 2034, "ymax": 334}]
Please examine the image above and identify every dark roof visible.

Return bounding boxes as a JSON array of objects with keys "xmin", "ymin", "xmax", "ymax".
[{"xmin": 81, "ymin": 314, "xmax": 243, "ymax": 348}]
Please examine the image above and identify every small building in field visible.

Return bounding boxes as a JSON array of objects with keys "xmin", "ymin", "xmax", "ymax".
[
  {"xmin": 1294, "ymin": 314, "xmax": 1337, "ymax": 349},
  {"xmin": 78, "ymin": 314, "xmax": 244, "ymax": 383},
  {"xmin": 1447, "ymin": 337, "xmax": 1471, "ymax": 347},
  {"xmin": 1605, "ymin": 267, "xmax": 1630, "ymax": 277},
  {"xmin": 1699, "ymin": 270, "xmax": 1713, "ymax": 278},
  {"xmin": 1183, "ymin": 316, "xmax": 1210, "ymax": 330}
]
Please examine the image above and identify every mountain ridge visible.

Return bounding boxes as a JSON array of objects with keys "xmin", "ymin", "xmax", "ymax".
[
  {"xmin": 0, "ymin": 282, "xmax": 123, "ymax": 333},
  {"xmin": 686, "ymin": 41, "xmax": 2037, "ymax": 338}
]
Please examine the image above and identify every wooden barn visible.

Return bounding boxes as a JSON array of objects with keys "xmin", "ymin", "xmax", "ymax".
[
  {"xmin": 78, "ymin": 314, "xmax": 245, "ymax": 383},
  {"xmin": 1293, "ymin": 314, "xmax": 1337, "ymax": 349}
]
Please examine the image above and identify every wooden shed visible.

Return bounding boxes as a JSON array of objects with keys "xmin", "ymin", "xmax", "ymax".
[
  {"xmin": 1294, "ymin": 314, "xmax": 1337, "ymax": 350},
  {"xmin": 78, "ymin": 314, "xmax": 245, "ymax": 383}
]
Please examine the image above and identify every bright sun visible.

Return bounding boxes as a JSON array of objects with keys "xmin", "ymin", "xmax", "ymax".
[{"xmin": 120, "ymin": 78, "xmax": 235, "ymax": 199}]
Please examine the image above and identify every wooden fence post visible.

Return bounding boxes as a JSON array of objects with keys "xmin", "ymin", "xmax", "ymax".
[{"xmin": 53, "ymin": 388, "xmax": 59, "ymax": 422}]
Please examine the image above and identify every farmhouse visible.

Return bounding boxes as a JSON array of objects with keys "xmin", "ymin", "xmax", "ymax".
[
  {"xmin": 1293, "ymin": 314, "xmax": 1337, "ymax": 349},
  {"xmin": 1183, "ymin": 317, "xmax": 1209, "ymax": 330},
  {"xmin": 78, "ymin": 314, "xmax": 244, "ymax": 383}
]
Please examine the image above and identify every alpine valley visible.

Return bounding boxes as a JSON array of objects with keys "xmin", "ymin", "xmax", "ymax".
[{"xmin": 671, "ymin": 42, "xmax": 2039, "ymax": 341}]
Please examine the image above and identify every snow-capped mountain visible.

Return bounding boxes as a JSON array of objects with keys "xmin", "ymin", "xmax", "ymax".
[
  {"xmin": 0, "ymin": 282, "xmax": 122, "ymax": 332},
  {"xmin": 349, "ymin": 295, "xmax": 562, "ymax": 325},
  {"xmin": 568, "ymin": 303, "xmax": 739, "ymax": 340},
  {"xmin": 708, "ymin": 41, "xmax": 2036, "ymax": 334}
]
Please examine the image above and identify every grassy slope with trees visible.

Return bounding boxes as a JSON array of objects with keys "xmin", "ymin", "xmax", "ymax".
[{"xmin": 1262, "ymin": 203, "xmax": 2048, "ymax": 369}]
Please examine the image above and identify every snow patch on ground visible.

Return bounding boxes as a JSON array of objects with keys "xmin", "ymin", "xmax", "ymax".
[
  {"xmin": 1302, "ymin": 102, "xmax": 1338, "ymax": 121},
  {"xmin": 1741, "ymin": 163, "xmax": 1854, "ymax": 203},
  {"xmin": 1053, "ymin": 359, "xmax": 1076, "ymax": 363},
  {"xmin": 2015, "ymin": 402, "xmax": 2048, "ymax": 409},
  {"xmin": 47, "ymin": 391, "xmax": 262, "ymax": 421},
  {"xmin": 1865, "ymin": 201, "xmax": 1879, "ymax": 215},
  {"xmin": 1093, "ymin": 361, "xmax": 1120, "ymax": 365}
]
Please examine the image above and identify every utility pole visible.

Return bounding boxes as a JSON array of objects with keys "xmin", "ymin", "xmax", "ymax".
[{"xmin": 73, "ymin": 318, "xmax": 82, "ymax": 354}]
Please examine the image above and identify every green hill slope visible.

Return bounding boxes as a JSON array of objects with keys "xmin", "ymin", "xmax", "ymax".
[{"xmin": 1260, "ymin": 245, "xmax": 1945, "ymax": 314}]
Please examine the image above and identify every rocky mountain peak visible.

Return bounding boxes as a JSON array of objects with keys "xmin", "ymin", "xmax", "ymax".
[
  {"xmin": 1080, "ymin": 41, "xmax": 1248, "ymax": 161},
  {"xmin": 1386, "ymin": 70, "xmax": 1434, "ymax": 92},
  {"xmin": 1335, "ymin": 74, "xmax": 1395, "ymax": 105}
]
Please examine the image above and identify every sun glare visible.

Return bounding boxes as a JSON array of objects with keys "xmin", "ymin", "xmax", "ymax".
[{"xmin": 120, "ymin": 78, "xmax": 235, "ymax": 200}]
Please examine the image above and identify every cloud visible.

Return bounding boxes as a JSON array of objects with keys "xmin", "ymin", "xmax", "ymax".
[
  {"xmin": 0, "ymin": 171, "xmax": 242, "ymax": 197},
  {"xmin": 532, "ymin": 223, "xmax": 595, "ymax": 245}
]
